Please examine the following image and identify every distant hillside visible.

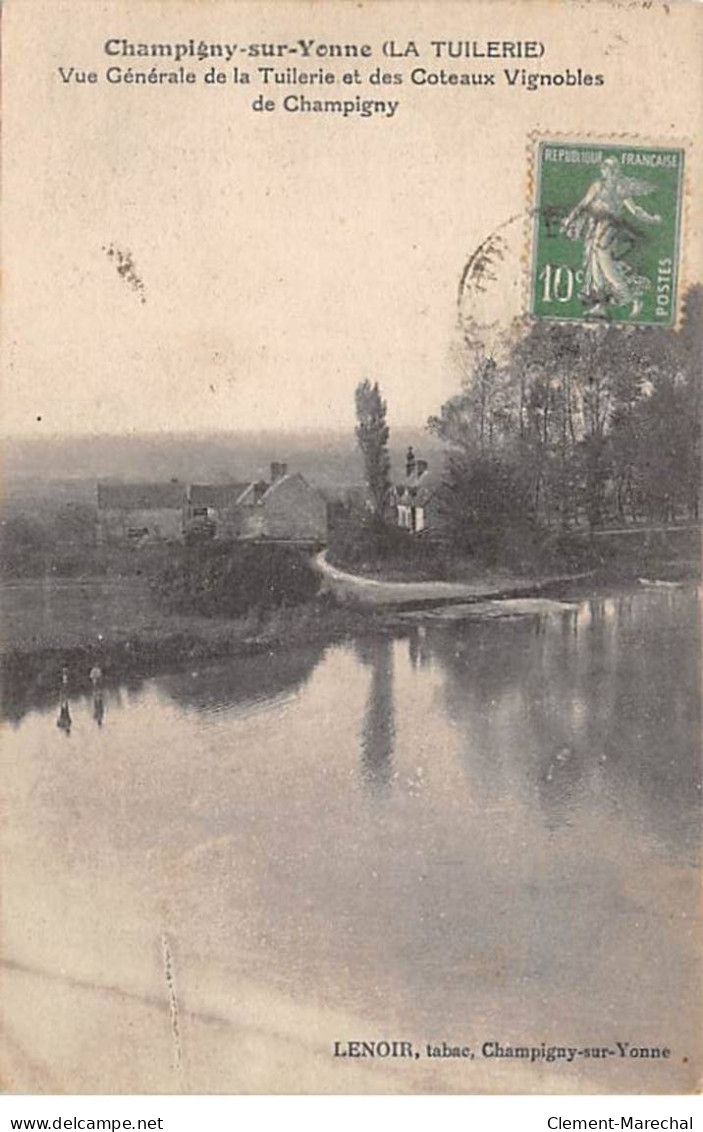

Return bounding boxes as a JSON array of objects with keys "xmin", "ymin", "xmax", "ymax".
[{"xmin": 2, "ymin": 428, "xmax": 445, "ymax": 500}]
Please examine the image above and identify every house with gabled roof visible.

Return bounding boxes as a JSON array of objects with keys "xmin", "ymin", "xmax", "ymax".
[
  {"xmin": 235, "ymin": 465, "xmax": 327, "ymax": 544},
  {"xmin": 187, "ymin": 465, "xmax": 326, "ymax": 543},
  {"xmin": 186, "ymin": 482, "xmax": 251, "ymax": 540},
  {"xmin": 393, "ymin": 447, "xmax": 444, "ymax": 536},
  {"xmin": 96, "ymin": 480, "xmax": 186, "ymax": 544},
  {"xmin": 97, "ymin": 462, "xmax": 328, "ymax": 546},
  {"xmin": 255, "ymin": 470, "xmax": 328, "ymax": 543}
]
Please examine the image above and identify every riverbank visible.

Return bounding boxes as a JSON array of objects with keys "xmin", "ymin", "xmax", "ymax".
[
  {"xmin": 2, "ymin": 541, "xmax": 698, "ymax": 722},
  {"xmin": 4, "ymin": 578, "xmax": 699, "ymax": 1095},
  {"xmin": 2, "ymin": 558, "xmax": 596, "ymax": 657},
  {"xmin": 0, "ymin": 564, "xmax": 588, "ymax": 721},
  {"xmin": 0, "ymin": 576, "xmax": 370, "ymax": 720}
]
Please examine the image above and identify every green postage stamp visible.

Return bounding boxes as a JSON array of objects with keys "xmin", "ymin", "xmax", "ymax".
[{"xmin": 531, "ymin": 140, "xmax": 685, "ymax": 326}]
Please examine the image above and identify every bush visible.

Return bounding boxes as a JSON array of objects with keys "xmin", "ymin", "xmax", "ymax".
[
  {"xmin": 437, "ymin": 453, "xmax": 541, "ymax": 569},
  {"xmin": 327, "ymin": 512, "xmax": 452, "ymax": 579},
  {"xmin": 541, "ymin": 530, "xmax": 609, "ymax": 572},
  {"xmin": 154, "ymin": 541, "xmax": 321, "ymax": 617}
]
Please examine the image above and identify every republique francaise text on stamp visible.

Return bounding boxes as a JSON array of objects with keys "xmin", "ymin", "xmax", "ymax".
[{"xmin": 531, "ymin": 139, "xmax": 685, "ymax": 326}]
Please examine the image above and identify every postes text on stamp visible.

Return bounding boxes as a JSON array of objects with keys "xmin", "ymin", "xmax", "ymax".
[{"xmin": 531, "ymin": 140, "xmax": 684, "ymax": 326}]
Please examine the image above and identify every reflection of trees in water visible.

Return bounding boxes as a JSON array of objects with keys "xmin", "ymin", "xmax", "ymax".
[
  {"xmin": 353, "ymin": 635, "xmax": 395, "ymax": 795},
  {"xmin": 2, "ymin": 640, "xmax": 325, "ymax": 730},
  {"xmin": 563, "ymin": 591, "xmax": 700, "ymax": 851},
  {"xmin": 424, "ymin": 591, "xmax": 700, "ymax": 849},
  {"xmin": 158, "ymin": 642, "xmax": 326, "ymax": 716},
  {"xmin": 2, "ymin": 659, "xmax": 142, "ymax": 726},
  {"xmin": 407, "ymin": 625, "xmax": 431, "ymax": 670},
  {"xmin": 426, "ymin": 613, "xmax": 585, "ymax": 820},
  {"xmin": 591, "ymin": 590, "xmax": 701, "ymax": 854},
  {"xmin": 2, "ymin": 665, "xmax": 67, "ymax": 725}
]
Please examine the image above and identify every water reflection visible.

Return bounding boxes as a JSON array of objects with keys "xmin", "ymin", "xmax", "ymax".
[
  {"xmin": 408, "ymin": 624, "xmax": 431, "ymax": 670},
  {"xmin": 158, "ymin": 642, "xmax": 325, "ymax": 717},
  {"xmin": 90, "ymin": 664, "xmax": 105, "ymax": 727},
  {"xmin": 55, "ymin": 664, "xmax": 74, "ymax": 734},
  {"xmin": 354, "ymin": 635, "xmax": 395, "ymax": 793},
  {"xmin": 56, "ymin": 692, "xmax": 72, "ymax": 735},
  {"xmin": 2, "ymin": 584, "xmax": 699, "ymax": 1092},
  {"xmin": 2, "ymin": 657, "xmax": 137, "ymax": 725},
  {"xmin": 420, "ymin": 588, "xmax": 700, "ymax": 854},
  {"xmin": 92, "ymin": 689, "xmax": 105, "ymax": 727}
]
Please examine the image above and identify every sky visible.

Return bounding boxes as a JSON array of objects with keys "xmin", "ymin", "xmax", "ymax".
[{"xmin": 2, "ymin": 0, "xmax": 701, "ymax": 439}]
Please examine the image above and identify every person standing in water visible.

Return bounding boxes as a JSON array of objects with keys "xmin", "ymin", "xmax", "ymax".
[
  {"xmin": 57, "ymin": 665, "xmax": 72, "ymax": 733},
  {"xmin": 90, "ymin": 664, "xmax": 105, "ymax": 727}
]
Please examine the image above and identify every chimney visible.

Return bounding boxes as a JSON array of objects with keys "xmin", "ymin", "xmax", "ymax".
[
  {"xmin": 270, "ymin": 461, "xmax": 288, "ymax": 483},
  {"xmin": 406, "ymin": 446, "xmax": 416, "ymax": 478},
  {"xmin": 416, "ymin": 458, "xmax": 428, "ymax": 478}
]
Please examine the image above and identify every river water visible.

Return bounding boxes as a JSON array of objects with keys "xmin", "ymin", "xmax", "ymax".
[{"xmin": 1, "ymin": 585, "xmax": 700, "ymax": 1093}]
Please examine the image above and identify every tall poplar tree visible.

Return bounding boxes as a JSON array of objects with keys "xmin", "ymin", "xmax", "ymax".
[{"xmin": 355, "ymin": 380, "xmax": 391, "ymax": 521}]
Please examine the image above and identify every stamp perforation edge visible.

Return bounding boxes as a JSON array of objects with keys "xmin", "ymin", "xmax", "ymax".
[{"xmin": 523, "ymin": 129, "xmax": 693, "ymax": 329}]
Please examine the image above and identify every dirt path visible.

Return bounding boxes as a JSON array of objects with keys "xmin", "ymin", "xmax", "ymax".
[{"xmin": 314, "ymin": 552, "xmax": 588, "ymax": 609}]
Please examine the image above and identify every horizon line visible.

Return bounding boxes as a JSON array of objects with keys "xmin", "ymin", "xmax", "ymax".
[{"xmin": 2, "ymin": 423, "xmax": 436, "ymax": 445}]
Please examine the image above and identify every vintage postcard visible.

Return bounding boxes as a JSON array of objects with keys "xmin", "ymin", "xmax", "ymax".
[{"xmin": 1, "ymin": 0, "xmax": 701, "ymax": 1097}]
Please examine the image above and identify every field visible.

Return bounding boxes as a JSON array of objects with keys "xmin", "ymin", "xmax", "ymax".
[
  {"xmin": 1, "ymin": 575, "xmax": 229, "ymax": 654},
  {"xmin": 0, "ymin": 571, "xmax": 370, "ymax": 725}
]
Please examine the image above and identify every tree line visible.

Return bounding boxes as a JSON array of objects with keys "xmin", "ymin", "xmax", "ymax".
[
  {"xmin": 351, "ymin": 287, "xmax": 700, "ymax": 568},
  {"xmin": 429, "ymin": 286, "xmax": 701, "ymax": 545}
]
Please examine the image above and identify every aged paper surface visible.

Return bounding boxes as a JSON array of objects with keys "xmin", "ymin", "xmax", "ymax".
[{"xmin": 1, "ymin": 0, "xmax": 701, "ymax": 1096}]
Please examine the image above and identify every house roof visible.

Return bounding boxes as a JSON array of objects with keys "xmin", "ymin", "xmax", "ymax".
[
  {"xmin": 189, "ymin": 483, "xmax": 249, "ymax": 509},
  {"xmin": 97, "ymin": 482, "xmax": 186, "ymax": 511},
  {"xmin": 259, "ymin": 472, "xmax": 316, "ymax": 503},
  {"xmin": 397, "ymin": 464, "xmax": 445, "ymax": 507},
  {"xmin": 97, "ymin": 471, "xmax": 321, "ymax": 514},
  {"xmin": 237, "ymin": 480, "xmax": 269, "ymax": 505},
  {"xmin": 414, "ymin": 465, "xmax": 445, "ymax": 506}
]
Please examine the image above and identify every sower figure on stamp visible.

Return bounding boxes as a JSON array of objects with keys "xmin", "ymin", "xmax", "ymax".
[{"xmin": 561, "ymin": 157, "xmax": 661, "ymax": 318}]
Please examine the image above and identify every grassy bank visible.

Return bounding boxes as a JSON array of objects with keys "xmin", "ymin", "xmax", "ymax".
[
  {"xmin": 0, "ymin": 575, "xmax": 376, "ymax": 721},
  {"xmin": 3, "ymin": 524, "xmax": 698, "ymax": 722},
  {"xmin": 327, "ymin": 521, "xmax": 700, "ymax": 584}
]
